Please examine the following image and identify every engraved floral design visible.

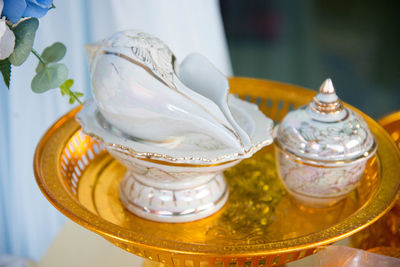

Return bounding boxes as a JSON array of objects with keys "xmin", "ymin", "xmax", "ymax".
[
  {"xmin": 205, "ymin": 151, "xmax": 286, "ymax": 243},
  {"xmin": 108, "ymin": 31, "xmax": 176, "ymax": 89},
  {"xmin": 277, "ymin": 108, "xmax": 374, "ymax": 161},
  {"xmin": 277, "ymin": 151, "xmax": 365, "ymax": 197},
  {"xmin": 299, "ymin": 119, "xmax": 368, "ymax": 156},
  {"xmin": 109, "ymin": 150, "xmax": 213, "ymax": 182}
]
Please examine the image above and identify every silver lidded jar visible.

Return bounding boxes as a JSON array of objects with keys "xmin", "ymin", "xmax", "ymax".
[{"xmin": 274, "ymin": 79, "xmax": 377, "ymax": 207}]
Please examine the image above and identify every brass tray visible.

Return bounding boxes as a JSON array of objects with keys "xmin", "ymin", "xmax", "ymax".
[{"xmin": 34, "ymin": 78, "xmax": 400, "ymax": 266}]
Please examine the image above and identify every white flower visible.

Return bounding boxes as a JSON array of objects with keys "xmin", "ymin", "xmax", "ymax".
[
  {"xmin": 0, "ymin": 0, "xmax": 15, "ymax": 60},
  {"xmin": 0, "ymin": 19, "xmax": 15, "ymax": 60}
]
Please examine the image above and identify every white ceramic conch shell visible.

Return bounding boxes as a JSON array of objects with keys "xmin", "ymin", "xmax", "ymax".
[
  {"xmin": 86, "ymin": 30, "xmax": 254, "ymax": 153},
  {"xmin": 78, "ymin": 30, "xmax": 274, "ymax": 222}
]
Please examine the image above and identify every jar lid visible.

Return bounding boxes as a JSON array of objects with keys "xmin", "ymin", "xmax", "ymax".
[{"xmin": 274, "ymin": 79, "xmax": 376, "ymax": 164}]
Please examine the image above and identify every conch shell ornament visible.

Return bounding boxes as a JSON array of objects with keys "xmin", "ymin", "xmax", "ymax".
[
  {"xmin": 77, "ymin": 30, "xmax": 273, "ymax": 222},
  {"xmin": 86, "ymin": 31, "xmax": 270, "ymax": 154}
]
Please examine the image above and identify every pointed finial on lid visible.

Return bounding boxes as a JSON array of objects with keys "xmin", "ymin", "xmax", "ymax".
[
  {"xmin": 315, "ymin": 78, "xmax": 339, "ymax": 104},
  {"xmin": 319, "ymin": 78, "xmax": 335, "ymax": 94},
  {"xmin": 307, "ymin": 78, "xmax": 347, "ymax": 121}
]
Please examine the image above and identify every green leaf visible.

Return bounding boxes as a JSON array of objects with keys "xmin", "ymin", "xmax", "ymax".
[
  {"xmin": 59, "ymin": 78, "xmax": 73, "ymax": 95},
  {"xmin": 42, "ymin": 42, "xmax": 66, "ymax": 63},
  {"xmin": 60, "ymin": 78, "xmax": 73, "ymax": 91},
  {"xmin": 31, "ymin": 63, "xmax": 68, "ymax": 93},
  {"xmin": 0, "ymin": 59, "xmax": 11, "ymax": 88},
  {"xmin": 36, "ymin": 43, "xmax": 67, "ymax": 73},
  {"xmin": 35, "ymin": 62, "xmax": 44, "ymax": 73},
  {"xmin": 58, "ymin": 79, "xmax": 84, "ymax": 105},
  {"xmin": 9, "ymin": 18, "xmax": 39, "ymax": 66}
]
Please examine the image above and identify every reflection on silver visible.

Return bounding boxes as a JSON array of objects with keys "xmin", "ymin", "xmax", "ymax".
[{"xmin": 274, "ymin": 78, "xmax": 377, "ymax": 207}]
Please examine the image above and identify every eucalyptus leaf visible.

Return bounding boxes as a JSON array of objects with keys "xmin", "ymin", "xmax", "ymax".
[
  {"xmin": 0, "ymin": 59, "xmax": 11, "ymax": 88},
  {"xmin": 31, "ymin": 63, "xmax": 68, "ymax": 93},
  {"xmin": 9, "ymin": 18, "xmax": 39, "ymax": 66},
  {"xmin": 42, "ymin": 42, "xmax": 66, "ymax": 63},
  {"xmin": 35, "ymin": 62, "xmax": 44, "ymax": 73},
  {"xmin": 36, "ymin": 43, "xmax": 67, "ymax": 73}
]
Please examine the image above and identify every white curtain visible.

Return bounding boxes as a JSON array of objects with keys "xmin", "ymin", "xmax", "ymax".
[{"xmin": 0, "ymin": 0, "xmax": 231, "ymax": 261}]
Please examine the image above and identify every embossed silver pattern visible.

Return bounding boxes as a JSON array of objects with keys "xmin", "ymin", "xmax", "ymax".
[
  {"xmin": 275, "ymin": 79, "xmax": 376, "ymax": 165},
  {"xmin": 274, "ymin": 79, "xmax": 377, "ymax": 207}
]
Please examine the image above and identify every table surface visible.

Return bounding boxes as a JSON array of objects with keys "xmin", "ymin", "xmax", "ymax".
[{"xmin": 38, "ymin": 221, "xmax": 349, "ymax": 267}]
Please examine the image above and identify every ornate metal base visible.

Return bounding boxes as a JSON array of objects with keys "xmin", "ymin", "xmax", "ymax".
[{"xmin": 119, "ymin": 170, "xmax": 229, "ymax": 223}]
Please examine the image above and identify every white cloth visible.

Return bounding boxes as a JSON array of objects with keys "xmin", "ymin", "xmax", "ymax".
[{"xmin": 0, "ymin": 0, "xmax": 231, "ymax": 261}]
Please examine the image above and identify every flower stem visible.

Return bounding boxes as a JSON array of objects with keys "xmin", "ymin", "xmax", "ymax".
[
  {"xmin": 31, "ymin": 48, "xmax": 46, "ymax": 65},
  {"xmin": 73, "ymin": 93, "xmax": 83, "ymax": 105}
]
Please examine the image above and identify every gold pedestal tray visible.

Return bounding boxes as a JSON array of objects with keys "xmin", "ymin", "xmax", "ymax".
[{"xmin": 34, "ymin": 78, "xmax": 400, "ymax": 266}]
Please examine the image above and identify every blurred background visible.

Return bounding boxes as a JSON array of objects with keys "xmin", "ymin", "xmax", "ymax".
[
  {"xmin": 0, "ymin": 0, "xmax": 399, "ymax": 263},
  {"xmin": 221, "ymin": 0, "xmax": 400, "ymax": 118}
]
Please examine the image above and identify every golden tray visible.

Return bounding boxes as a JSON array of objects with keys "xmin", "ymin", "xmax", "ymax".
[
  {"xmin": 350, "ymin": 110, "xmax": 400, "ymax": 253},
  {"xmin": 34, "ymin": 78, "xmax": 400, "ymax": 266}
]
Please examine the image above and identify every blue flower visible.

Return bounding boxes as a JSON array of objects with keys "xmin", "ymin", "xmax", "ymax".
[{"xmin": 2, "ymin": 0, "xmax": 53, "ymax": 24}]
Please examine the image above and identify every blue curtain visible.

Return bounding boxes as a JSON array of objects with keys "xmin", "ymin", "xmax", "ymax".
[{"xmin": 0, "ymin": 0, "xmax": 231, "ymax": 261}]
